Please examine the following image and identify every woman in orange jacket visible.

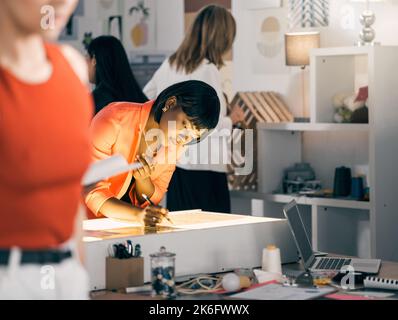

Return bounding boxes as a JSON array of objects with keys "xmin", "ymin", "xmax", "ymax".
[{"xmin": 85, "ymin": 80, "xmax": 220, "ymax": 226}]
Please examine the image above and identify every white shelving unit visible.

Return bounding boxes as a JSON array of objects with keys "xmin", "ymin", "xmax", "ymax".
[
  {"xmin": 230, "ymin": 191, "xmax": 370, "ymax": 210},
  {"xmin": 232, "ymin": 46, "xmax": 398, "ymax": 261},
  {"xmin": 264, "ymin": 194, "xmax": 371, "ymax": 211},
  {"xmin": 257, "ymin": 123, "xmax": 369, "ymax": 132}
]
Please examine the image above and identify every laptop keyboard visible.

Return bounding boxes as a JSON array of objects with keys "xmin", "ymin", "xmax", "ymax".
[{"xmin": 313, "ymin": 258, "xmax": 352, "ymax": 270}]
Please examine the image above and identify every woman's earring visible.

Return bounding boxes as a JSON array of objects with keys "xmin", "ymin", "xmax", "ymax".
[{"xmin": 162, "ymin": 106, "xmax": 170, "ymax": 113}]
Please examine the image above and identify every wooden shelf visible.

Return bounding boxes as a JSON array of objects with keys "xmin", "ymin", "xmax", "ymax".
[
  {"xmin": 265, "ymin": 194, "xmax": 370, "ymax": 210},
  {"xmin": 230, "ymin": 191, "xmax": 370, "ymax": 210},
  {"xmin": 230, "ymin": 190, "xmax": 265, "ymax": 200},
  {"xmin": 310, "ymin": 46, "xmax": 371, "ymax": 57},
  {"xmin": 257, "ymin": 122, "xmax": 369, "ymax": 132}
]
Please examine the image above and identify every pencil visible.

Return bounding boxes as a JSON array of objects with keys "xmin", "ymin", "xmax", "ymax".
[{"xmin": 142, "ymin": 193, "xmax": 174, "ymax": 224}]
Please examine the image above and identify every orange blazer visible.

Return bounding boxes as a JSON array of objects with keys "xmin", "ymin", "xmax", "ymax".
[{"xmin": 85, "ymin": 100, "xmax": 183, "ymax": 218}]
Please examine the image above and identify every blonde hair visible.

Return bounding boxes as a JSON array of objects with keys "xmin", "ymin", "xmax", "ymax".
[{"xmin": 169, "ymin": 5, "xmax": 236, "ymax": 74}]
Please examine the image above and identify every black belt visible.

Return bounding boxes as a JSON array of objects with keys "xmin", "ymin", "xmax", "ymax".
[{"xmin": 0, "ymin": 249, "xmax": 72, "ymax": 266}]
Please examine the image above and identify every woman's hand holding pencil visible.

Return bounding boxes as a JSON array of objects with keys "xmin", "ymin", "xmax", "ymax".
[{"xmin": 142, "ymin": 193, "xmax": 174, "ymax": 226}]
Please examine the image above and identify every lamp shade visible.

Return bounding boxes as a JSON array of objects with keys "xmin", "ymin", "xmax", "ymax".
[{"xmin": 285, "ymin": 32, "xmax": 320, "ymax": 66}]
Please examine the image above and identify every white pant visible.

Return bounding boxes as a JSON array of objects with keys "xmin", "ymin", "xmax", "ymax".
[{"xmin": 0, "ymin": 247, "xmax": 89, "ymax": 300}]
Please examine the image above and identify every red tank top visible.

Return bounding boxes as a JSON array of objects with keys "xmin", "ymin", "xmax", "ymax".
[{"xmin": 0, "ymin": 43, "xmax": 93, "ymax": 249}]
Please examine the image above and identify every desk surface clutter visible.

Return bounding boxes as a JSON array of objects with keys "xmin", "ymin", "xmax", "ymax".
[
  {"xmin": 231, "ymin": 281, "xmax": 336, "ymax": 300},
  {"xmin": 92, "ymin": 257, "xmax": 398, "ymax": 300}
]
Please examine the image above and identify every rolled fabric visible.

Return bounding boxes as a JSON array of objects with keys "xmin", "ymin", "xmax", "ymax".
[{"xmin": 262, "ymin": 245, "xmax": 282, "ymax": 275}]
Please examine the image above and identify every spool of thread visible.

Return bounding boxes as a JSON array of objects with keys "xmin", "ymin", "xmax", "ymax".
[
  {"xmin": 222, "ymin": 273, "xmax": 251, "ymax": 292},
  {"xmin": 351, "ymin": 177, "xmax": 364, "ymax": 200},
  {"xmin": 333, "ymin": 167, "xmax": 352, "ymax": 197},
  {"xmin": 262, "ymin": 245, "xmax": 282, "ymax": 275}
]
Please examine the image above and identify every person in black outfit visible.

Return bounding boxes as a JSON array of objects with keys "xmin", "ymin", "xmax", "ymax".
[{"xmin": 86, "ymin": 36, "xmax": 147, "ymax": 114}]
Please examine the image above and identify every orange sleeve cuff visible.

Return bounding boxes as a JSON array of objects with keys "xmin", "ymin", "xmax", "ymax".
[{"xmin": 85, "ymin": 186, "xmax": 115, "ymax": 216}]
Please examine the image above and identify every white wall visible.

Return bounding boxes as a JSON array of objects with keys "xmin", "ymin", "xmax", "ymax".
[
  {"xmin": 60, "ymin": 0, "xmax": 123, "ymax": 51},
  {"xmin": 232, "ymin": 0, "xmax": 398, "ymax": 116},
  {"xmin": 154, "ymin": 0, "xmax": 184, "ymax": 54},
  {"xmin": 61, "ymin": 0, "xmax": 184, "ymax": 55}
]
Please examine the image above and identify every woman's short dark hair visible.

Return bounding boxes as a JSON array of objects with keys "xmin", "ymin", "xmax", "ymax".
[{"xmin": 153, "ymin": 80, "xmax": 220, "ymax": 131}]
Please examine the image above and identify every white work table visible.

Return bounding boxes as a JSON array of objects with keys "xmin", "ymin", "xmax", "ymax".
[{"xmin": 84, "ymin": 210, "xmax": 298, "ymax": 291}]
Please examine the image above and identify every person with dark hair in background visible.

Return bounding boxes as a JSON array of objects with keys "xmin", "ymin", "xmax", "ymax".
[
  {"xmin": 86, "ymin": 35, "xmax": 148, "ymax": 114},
  {"xmin": 144, "ymin": 5, "xmax": 244, "ymax": 214},
  {"xmin": 85, "ymin": 80, "xmax": 220, "ymax": 225}
]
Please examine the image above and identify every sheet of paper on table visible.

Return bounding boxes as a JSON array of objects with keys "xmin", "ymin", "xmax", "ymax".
[
  {"xmin": 231, "ymin": 283, "xmax": 336, "ymax": 300},
  {"xmin": 83, "ymin": 210, "xmax": 282, "ymax": 232},
  {"xmin": 158, "ymin": 210, "xmax": 272, "ymax": 229}
]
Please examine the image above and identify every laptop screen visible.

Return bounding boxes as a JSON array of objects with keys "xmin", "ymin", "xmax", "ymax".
[{"xmin": 284, "ymin": 203, "xmax": 313, "ymax": 264}]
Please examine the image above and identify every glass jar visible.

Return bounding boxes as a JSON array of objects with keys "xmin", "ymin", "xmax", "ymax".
[{"xmin": 150, "ymin": 246, "xmax": 176, "ymax": 298}]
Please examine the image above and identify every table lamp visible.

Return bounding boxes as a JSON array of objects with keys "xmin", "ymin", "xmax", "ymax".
[{"xmin": 285, "ymin": 31, "xmax": 320, "ymax": 118}]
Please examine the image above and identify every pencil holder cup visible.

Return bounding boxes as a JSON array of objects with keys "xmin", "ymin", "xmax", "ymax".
[
  {"xmin": 150, "ymin": 246, "xmax": 176, "ymax": 298},
  {"xmin": 106, "ymin": 257, "xmax": 144, "ymax": 291}
]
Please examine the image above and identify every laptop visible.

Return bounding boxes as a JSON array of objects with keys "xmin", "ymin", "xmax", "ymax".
[{"xmin": 283, "ymin": 200, "xmax": 381, "ymax": 274}]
